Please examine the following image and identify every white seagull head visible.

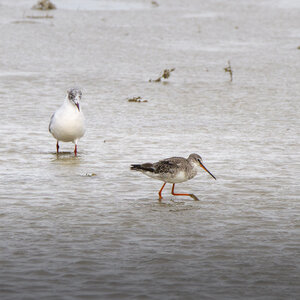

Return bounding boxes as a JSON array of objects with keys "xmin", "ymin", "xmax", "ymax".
[{"xmin": 67, "ymin": 88, "xmax": 82, "ymax": 111}]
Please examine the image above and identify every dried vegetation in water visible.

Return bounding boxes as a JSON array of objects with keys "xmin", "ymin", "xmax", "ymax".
[
  {"xmin": 32, "ymin": 0, "xmax": 56, "ymax": 10},
  {"xmin": 127, "ymin": 96, "xmax": 148, "ymax": 103},
  {"xmin": 149, "ymin": 68, "xmax": 175, "ymax": 82}
]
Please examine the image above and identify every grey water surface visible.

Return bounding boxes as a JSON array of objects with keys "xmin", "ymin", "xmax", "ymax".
[{"xmin": 0, "ymin": 0, "xmax": 299, "ymax": 299}]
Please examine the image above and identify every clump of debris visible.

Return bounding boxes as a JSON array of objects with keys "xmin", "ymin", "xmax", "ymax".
[
  {"xmin": 127, "ymin": 96, "xmax": 148, "ymax": 103},
  {"xmin": 149, "ymin": 68, "xmax": 175, "ymax": 82},
  {"xmin": 32, "ymin": 0, "xmax": 56, "ymax": 10}
]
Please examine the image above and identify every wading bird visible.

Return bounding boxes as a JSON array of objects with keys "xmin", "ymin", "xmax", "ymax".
[{"xmin": 131, "ymin": 153, "xmax": 216, "ymax": 201}]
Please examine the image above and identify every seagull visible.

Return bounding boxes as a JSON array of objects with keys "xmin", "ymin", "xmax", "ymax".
[
  {"xmin": 49, "ymin": 88, "xmax": 86, "ymax": 156},
  {"xmin": 131, "ymin": 153, "xmax": 216, "ymax": 201}
]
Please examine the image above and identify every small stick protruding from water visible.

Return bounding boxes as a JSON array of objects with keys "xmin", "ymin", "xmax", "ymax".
[{"xmin": 224, "ymin": 60, "xmax": 233, "ymax": 82}]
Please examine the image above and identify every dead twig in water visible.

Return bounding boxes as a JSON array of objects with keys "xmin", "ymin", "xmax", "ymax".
[
  {"xmin": 128, "ymin": 96, "xmax": 148, "ymax": 103},
  {"xmin": 149, "ymin": 68, "xmax": 175, "ymax": 82},
  {"xmin": 32, "ymin": 0, "xmax": 56, "ymax": 10},
  {"xmin": 224, "ymin": 60, "xmax": 233, "ymax": 82}
]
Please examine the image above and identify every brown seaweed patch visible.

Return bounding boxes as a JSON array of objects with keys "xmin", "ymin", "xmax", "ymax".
[
  {"xmin": 128, "ymin": 96, "xmax": 148, "ymax": 103},
  {"xmin": 149, "ymin": 68, "xmax": 175, "ymax": 82},
  {"xmin": 32, "ymin": 0, "xmax": 56, "ymax": 10}
]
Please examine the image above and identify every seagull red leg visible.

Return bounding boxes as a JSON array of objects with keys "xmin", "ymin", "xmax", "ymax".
[
  {"xmin": 171, "ymin": 184, "xmax": 199, "ymax": 201},
  {"xmin": 158, "ymin": 182, "xmax": 166, "ymax": 201},
  {"xmin": 56, "ymin": 141, "xmax": 59, "ymax": 154},
  {"xmin": 74, "ymin": 144, "xmax": 77, "ymax": 156}
]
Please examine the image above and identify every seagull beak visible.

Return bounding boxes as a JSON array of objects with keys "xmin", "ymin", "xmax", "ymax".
[
  {"xmin": 199, "ymin": 161, "xmax": 216, "ymax": 180},
  {"xmin": 74, "ymin": 95, "xmax": 81, "ymax": 111}
]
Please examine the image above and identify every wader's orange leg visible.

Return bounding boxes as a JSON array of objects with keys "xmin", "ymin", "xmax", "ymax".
[{"xmin": 171, "ymin": 184, "xmax": 199, "ymax": 201}]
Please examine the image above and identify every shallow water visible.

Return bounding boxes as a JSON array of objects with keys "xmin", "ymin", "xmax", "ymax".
[{"xmin": 0, "ymin": 0, "xmax": 299, "ymax": 299}]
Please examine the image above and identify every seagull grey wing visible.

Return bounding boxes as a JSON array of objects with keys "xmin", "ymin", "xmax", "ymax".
[{"xmin": 49, "ymin": 113, "xmax": 55, "ymax": 133}]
